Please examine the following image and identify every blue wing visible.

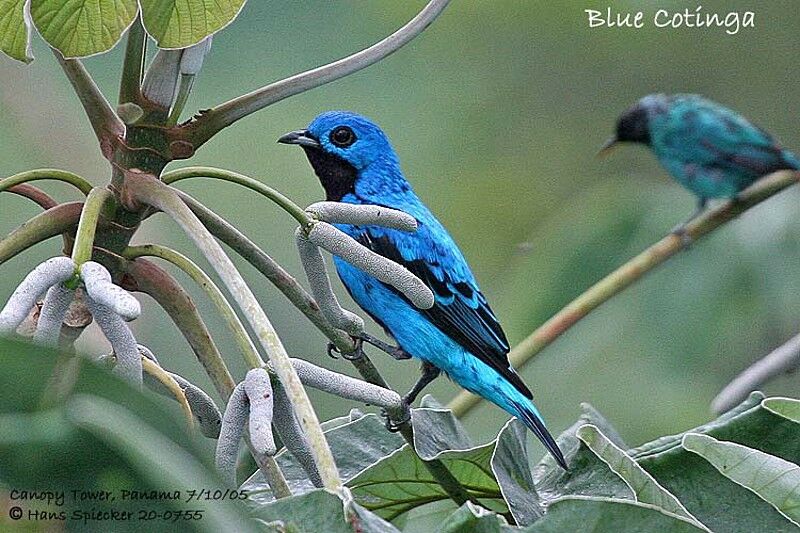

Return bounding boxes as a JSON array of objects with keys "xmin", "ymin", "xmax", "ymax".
[
  {"xmin": 353, "ymin": 226, "xmax": 533, "ymax": 400},
  {"xmin": 659, "ymin": 95, "xmax": 798, "ymax": 178}
]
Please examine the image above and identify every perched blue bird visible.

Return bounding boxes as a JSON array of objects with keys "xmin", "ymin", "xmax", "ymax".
[
  {"xmin": 279, "ymin": 111, "xmax": 566, "ymax": 468},
  {"xmin": 601, "ymin": 94, "xmax": 800, "ymax": 233}
]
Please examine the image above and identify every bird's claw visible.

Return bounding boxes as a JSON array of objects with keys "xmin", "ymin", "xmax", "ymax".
[
  {"xmin": 326, "ymin": 342, "xmax": 340, "ymax": 359},
  {"xmin": 381, "ymin": 404, "xmax": 411, "ymax": 433},
  {"xmin": 328, "ymin": 337, "xmax": 365, "ymax": 361},
  {"xmin": 670, "ymin": 225, "xmax": 694, "ymax": 249}
]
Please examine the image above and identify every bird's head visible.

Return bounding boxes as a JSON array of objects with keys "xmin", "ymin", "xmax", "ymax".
[
  {"xmin": 278, "ymin": 111, "xmax": 397, "ymax": 200},
  {"xmin": 598, "ymin": 95, "xmax": 664, "ymax": 157}
]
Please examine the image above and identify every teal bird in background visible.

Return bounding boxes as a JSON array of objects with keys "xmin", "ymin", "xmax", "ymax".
[
  {"xmin": 279, "ymin": 111, "xmax": 567, "ymax": 468},
  {"xmin": 601, "ymin": 94, "xmax": 800, "ymax": 234}
]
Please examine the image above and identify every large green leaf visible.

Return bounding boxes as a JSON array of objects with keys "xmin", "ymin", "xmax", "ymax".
[
  {"xmin": 523, "ymin": 496, "xmax": 706, "ymax": 532},
  {"xmin": 763, "ymin": 397, "xmax": 800, "ymax": 423},
  {"xmin": 632, "ymin": 393, "xmax": 800, "ymax": 532},
  {"xmin": 29, "ymin": 0, "xmax": 138, "ymax": 58},
  {"xmin": 346, "ymin": 406, "xmax": 507, "ymax": 521},
  {"xmin": 0, "ymin": 0, "xmax": 32, "ymax": 62},
  {"xmin": 139, "ymin": 0, "xmax": 246, "ymax": 49},
  {"xmin": 533, "ymin": 405, "xmax": 633, "ymax": 504},
  {"xmin": 490, "ymin": 419, "xmax": 542, "ymax": 525},
  {"xmin": 0, "ymin": 336, "xmax": 255, "ymax": 533},
  {"xmin": 577, "ymin": 424, "xmax": 704, "ymax": 528},
  {"xmin": 251, "ymin": 489, "xmax": 399, "ymax": 533},
  {"xmin": 683, "ymin": 433, "xmax": 800, "ymax": 526}
]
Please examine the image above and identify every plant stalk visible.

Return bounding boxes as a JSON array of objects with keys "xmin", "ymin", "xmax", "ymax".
[{"xmin": 129, "ymin": 173, "xmax": 342, "ymax": 491}]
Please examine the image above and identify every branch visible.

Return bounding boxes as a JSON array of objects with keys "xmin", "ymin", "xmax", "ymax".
[
  {"xmin": 71, "ymin": 188, "xmax": 113, "ymax": 267},
  {"xmin": 449, "ymin": 169, "xmax": 800, "ymax": 417},
  {"xmin": 123, "ymin": 257, "xmax": 237, "ymax": 398},
  {"xmin": 712, "ymin": 333, "xmax": 800, "ymax": 414},
  {"xmin": 175, "ymin": 192, "xmax": 466, "ymax": 504},
  {"xmin": 183, "ymin": 0, "xmax": 451, "ymax": 147},
  {"xmin": 125, "ymin": 244, "xmax": 263, "ymax": 369},
  {"xmin": 7, "ymin": 184, "xmax": 58, "ymax": 210},
  {"xmin": 163, "ymin": 167, "xmax": 311, "ymax": 226},
  {"xmin": 0, "ymin": 169, "xmax": 94, "ymax": 196},
  {"xmin": 54, "ymin": 52, "xmax": 124, "ymax": 154},
  {"xmin": 119, "ymin": 16, "xmax": 146, "ymax": 105},
  {"xmin": 0, "ymin": 202, "xmax": 83, "ymax": 265},
  {"xmin": 128, "ymin": 173, "xmax": 341, "ymax": 490}
]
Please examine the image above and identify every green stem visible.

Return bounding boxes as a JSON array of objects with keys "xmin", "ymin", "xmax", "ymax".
[
  {"xmin": 0, "ymin": 169, "xmax": 93, "ymax": 196},
  {"xmin": 448, "ymin": 169, "xmax": 800, "ymax": 417},
  {"xmin": 71, "ymin": 188, "xmax": 113, "ymax": 267},
  {"xmin": 0, "ymin": 202, "xmax": 83, "ymax": 265},
  {"xmin": 125, "ymin": 244, "xmax": 264, "ymax": 369},
  {"xmin": 162, "ymin": 167, "xmax": 312, "ymax": 226},
  {"xmin": 130, "ymin": 173, "xmax": 342, "ymax": 491},
  {"xmin": 119, "ymin": 16, "xmax": 146, "ymax": 105}
]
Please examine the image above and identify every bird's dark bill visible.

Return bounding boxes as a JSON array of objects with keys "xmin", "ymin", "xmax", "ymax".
[
  {"xmin": 597, "ymin": 137, "xmax": 620, "ymax": 158},
  {"xmin": 277, "ymin": 129, "xmax": 321, "ymax": 148}
]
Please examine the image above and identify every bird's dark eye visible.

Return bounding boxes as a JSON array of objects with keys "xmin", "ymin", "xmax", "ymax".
[{"xmin": 330, "ymin": 126, "xmax": 356, "ymax": 148}]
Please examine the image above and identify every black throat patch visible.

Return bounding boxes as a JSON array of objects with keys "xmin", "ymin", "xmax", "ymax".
[{"xmin": 301, "ymin": 146, "xmax": 358, "ymax": 201}]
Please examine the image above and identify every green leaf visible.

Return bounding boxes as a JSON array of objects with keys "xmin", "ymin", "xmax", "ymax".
[
  {"xmin": 577, "ymin": 424, "xmax": 706, "ymax": 529},
  {"xmin": 0, "ymin": 336, "xmax": 257, "ymax": 533},
  {"xmin": 0, "ymin": 0, "xmax": 33, "ymax": 63},
  {"xmin": 243, "ymin": 412, "xmax": 405, "ymax": 502},
  {"xmin": 534, "ymin": 404, "xmax": 633, "ymax": 504},
  {"xmin": 683, "ymin": 433, "xmax": 800, "ymax": 526},
  {"xmin": 139, "ymin": 0, "xmax": 246, "ymax": 49},
  {"xmin": 29, "ymin": 0, "xmax": 138, "ymax": 58},
  {"xmin": 251, "ymin": 489, "xmax": 399, "ymax": 533},
  {"xmin": 763, "ymin": 397, "xmax": 800, "ymax": 423},
  {"xmin": 347, "ymin": 407, "xmax": 507, "ymax": 521},
  {"xmin": 490, "ymin": 419, "xmax": 542, "ymax": 525},
  {"xmin": 633, "ymin": 392, "xmax": 800, "ymax": 532},
  {"xmin": 523, "ymin": 496, "xmax": 706, "ymax": 532}
]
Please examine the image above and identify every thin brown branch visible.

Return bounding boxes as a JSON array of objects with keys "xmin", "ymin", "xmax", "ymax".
[{"xmin": 449, "ymin": 170, "xmax": 800, "ymax": 417}]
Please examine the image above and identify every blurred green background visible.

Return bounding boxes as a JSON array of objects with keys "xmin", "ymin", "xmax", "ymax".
[{"xmin": 2, "ymin": 0, "xmax": 800, "ymax": 460}]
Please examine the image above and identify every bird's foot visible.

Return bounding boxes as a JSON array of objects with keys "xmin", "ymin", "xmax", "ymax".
[
  {"xmin": 381, "ymin": 404, "xmax": 411, "ymax": 433},
  {"xmin": 670, "ymin": 224, "xmax": 694, "ymax": 249},
  {"xmin": 359, "ymin": 332, "xmax": 412, "ymax": 360},
  {"xmin": 326, "ymin": 336, "xmax": 366, "ymax": 361}
]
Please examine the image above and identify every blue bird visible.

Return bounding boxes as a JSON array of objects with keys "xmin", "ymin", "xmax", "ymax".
[
  {"xmin": 279, "ymin": 111, "xmax": 566, "ymax": 468},
  {"xmin": 601, "ymin": 94, "xmax": 800, "ymax": 234}
]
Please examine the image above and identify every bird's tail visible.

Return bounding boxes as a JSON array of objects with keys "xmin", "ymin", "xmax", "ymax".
[{"xmin": 508, "ymin": 397, "xmax": 568, "ymax": 470}]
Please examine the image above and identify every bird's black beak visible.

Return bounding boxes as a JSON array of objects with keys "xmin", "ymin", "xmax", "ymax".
[
  {"xmin": 277, "ymin": 129, "xmax": 321, "ymax": 148},
  {"xmin": 597, "ymin": 136, "xmax": 619, "ymax": 158}
]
